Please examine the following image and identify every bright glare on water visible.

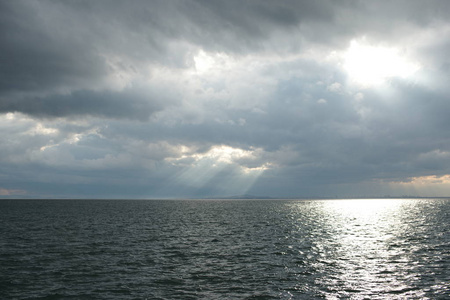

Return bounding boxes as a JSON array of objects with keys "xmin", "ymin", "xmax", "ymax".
[{"xmin": 1, "ymin": 199, "xmax": 449, "ymax": 299}]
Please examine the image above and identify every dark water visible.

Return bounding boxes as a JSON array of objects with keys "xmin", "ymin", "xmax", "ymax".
[{"xmin": 1, "ymin": 199, "xmax": 449, "ymax": 299}]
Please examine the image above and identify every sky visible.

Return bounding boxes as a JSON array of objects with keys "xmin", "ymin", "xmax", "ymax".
[{"xmin": 2, "ymin": 0, "xmax": 450, "ymax": 199}]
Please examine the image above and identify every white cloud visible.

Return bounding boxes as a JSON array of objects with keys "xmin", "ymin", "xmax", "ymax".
[
  {"xmin": 353, "ymin": 92, "xmax": 364, "ymax": 101},
  {"xmin": 327, "ymin": 82, "xmax": 342, "ymax": 93}
]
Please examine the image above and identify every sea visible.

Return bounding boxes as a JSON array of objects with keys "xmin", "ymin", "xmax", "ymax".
[{"xmin": 1, "ymin": 198, "xmax": 449, "ymax": 299}]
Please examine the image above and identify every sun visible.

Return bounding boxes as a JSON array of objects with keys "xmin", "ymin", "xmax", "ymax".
[{"xmin": 343, "ymin": 40, "xmax": 419, "ymax": 87}]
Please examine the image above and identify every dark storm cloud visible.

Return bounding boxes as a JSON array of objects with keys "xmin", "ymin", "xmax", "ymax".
[
  {"xmin": 0, "ymin": 88, "xmax": 172, "ymax": 120},
  {"xmin": 1, "ymin": 0, "xmax": 448, "ymax": 98},
  {"xmin": 2, "ymin": 0, "xmax": 450, "ymax": 198},
  {"xmin": 0, "ymin": 0, "xmax": 332, "ymax": 118},
  {"xmin": 0, "ymin": 1, "xmax": 108, "ymax": 94}
]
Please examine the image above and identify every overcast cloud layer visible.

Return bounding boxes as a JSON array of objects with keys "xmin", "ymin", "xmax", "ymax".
[{"xmin": 2, "ymin": 0, "xmax": 450, "ymax": 198}]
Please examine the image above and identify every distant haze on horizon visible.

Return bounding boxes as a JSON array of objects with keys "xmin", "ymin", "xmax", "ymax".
[{"xmin": 2, "ymin": 0, "xmax": 450, "ymax": 199}]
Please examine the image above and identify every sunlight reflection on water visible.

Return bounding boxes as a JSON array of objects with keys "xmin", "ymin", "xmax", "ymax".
[{"xmin": 288, "ymin": 199, "xmax": 444, "ymax": 299}]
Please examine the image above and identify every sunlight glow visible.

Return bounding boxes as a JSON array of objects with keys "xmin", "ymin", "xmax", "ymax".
[
  {"xmin": 194, "ymin": 51, "xmax": 215, "ymax": 73},
  {"xmin": 194, "ymin": 145, "xmax": 253, "ymax": 165},
  {"xmin": 168, "ymin": 145, "xmax": 261, "ymax": 167},
  {"xmin": 193, "ymin": 50, "xmax": 234, "ymax": 74},
  {"xmin": 167, "ymin": 144, "xmax": 270, "ymax": 193},
  {"xmin": 26, "ymin": 123, "xmax": 59, "ymax": 136},
  {"xmin": 391, "ymin": 174, "xmax": 450, "ymax": 196},
  {"xmin": 397, "ymin": 174, "xmax": 450, "ymax": 186},
  {"xmin": 343, "ymin": 40, "xmax": 419, "ymax": 86}
]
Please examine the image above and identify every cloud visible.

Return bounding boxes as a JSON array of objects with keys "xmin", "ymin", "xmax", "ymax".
[
  {"xmin": 2, "ymin": 1, "xmax": 450, "ymax": 198},
  {"xmin": 0, "ymin": 87, "xmax": 173, "ymax": 120},
  {"xmin": 0, "ymin": 188, "xmax": 26, "ymax": 196}
]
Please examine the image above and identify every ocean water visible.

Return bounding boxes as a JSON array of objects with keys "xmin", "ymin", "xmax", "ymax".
[{"xmin": 1, "ymin": 199, "xmax": 449, "ymax": 299}]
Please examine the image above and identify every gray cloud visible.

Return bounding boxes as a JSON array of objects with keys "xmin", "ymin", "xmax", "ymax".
[
  {"xmin": 0, "ymin": 88, "xmax": 174, "ymax": 120},
  {"xmin": 2, "ymin": 0, "xmax": 450, "ymax": 198}
]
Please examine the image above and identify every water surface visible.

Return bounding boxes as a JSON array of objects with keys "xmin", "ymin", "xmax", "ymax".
[{"xmin": 1, "ymin": 199, "xmax": 449, "ymax": 299}]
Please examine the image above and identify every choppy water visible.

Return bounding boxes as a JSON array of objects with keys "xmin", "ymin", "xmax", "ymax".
[{"xmin": 1, "ymin": 199, "xmax": 449, "ymax": 299}]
